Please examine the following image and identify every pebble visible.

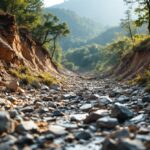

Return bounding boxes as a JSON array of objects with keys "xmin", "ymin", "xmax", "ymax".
[
  {"xmin": 21, "ymin": 106, "xmax": 34, "ymax": 113},
  {"xmin": 97, "ymin": 116, "xmax": 119, "ymax": 129},
  {"xmin": 111, "ymin": 103, "xmax": 134, "ymax": 121},
  {"xmin": 75, "ymin": 131, "xmax": 92, "ymax": 140},
  {"xmin": 80, "ymin": 103, "xmax": 93, "ymax": 112},
  {"xmin": 98, "ymin": 96, "xmax": 113, "ymax": 106},
  {"xmin": 0, "ymin": 111, "xmax": 13, "ymax": 133},
  {"xmin": 142, "ymin": 95, "xmax": 150, "ymax": 103},
  {"xmin": 63, "ymin": 92, "xmax": 76, "ymax": 99},
  {"xmin": 70, "ymin": 113, "xmax": 88, "ymax": 121},
  {"xmin": 0, "ymin": 76, "xmax": 149, "ymax": 149},
  {"xmin": 49, "ymin": 125, "xmax": 67, "ymax": 136},
  {"xmin": 16, "ymin": 121, "xmax": 38, "ymax": 133},
  {"xmin": 84, "ymin": 109, "xmax": 109, "ymax": 124},
  {"xmin": 52, "ymin": 110, "xmax": 64, "ymax": 117},
  {"xmin": 130, "ymin": 114, "xmax": 146, "ymax": 124},
  {"xmin": 117, "ymin": 95, "xmax": 130, "ymax": 103}
]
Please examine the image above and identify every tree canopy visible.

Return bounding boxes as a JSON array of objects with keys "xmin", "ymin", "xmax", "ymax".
[
  {"xmin": 0, "ymin": 0, "xmax": 43, "ymax": 29},
  {"xmin": 0, "ymin": 0, "xmax": 70, "ymax": 62},
  {"xmin": 124, "ymin": 0, "xmax": 150, "ymax": 34}
]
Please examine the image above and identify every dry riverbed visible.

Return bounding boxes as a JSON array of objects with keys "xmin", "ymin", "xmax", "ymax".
[{"xmin": 0, "ymin": 74, "xmax": 150, "ymax": 150}]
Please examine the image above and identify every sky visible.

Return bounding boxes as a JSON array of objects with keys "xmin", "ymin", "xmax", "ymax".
[{"xmin": 44, "ymin": 0, "xmax": 64, "ymax": 7}]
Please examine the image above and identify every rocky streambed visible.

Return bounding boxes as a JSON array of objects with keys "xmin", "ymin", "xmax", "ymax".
[{"xmin": 0, "ymin": 74, "xmax": 150, "ymax": 150}]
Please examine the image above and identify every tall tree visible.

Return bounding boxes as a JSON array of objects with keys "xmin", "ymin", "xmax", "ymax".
[
  {"xmin": 34, "ymin": 13, "xmax": 70, "ymax": 60},
  {"xmin": 121, "ymin": 9, "xmax": 136, "ymax": 44},
  {"xmin": 124, "ymin": 0, "xmax": 150, "ymax": 34},
  {"xmin": 0, "ymin": 0, "xmax": 43, "ymax": 29}
]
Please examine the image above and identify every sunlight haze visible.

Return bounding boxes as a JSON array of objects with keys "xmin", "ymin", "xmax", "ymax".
[{"xmin": 44, "ymin": 0, "xmax": 64, "ymax": 7}]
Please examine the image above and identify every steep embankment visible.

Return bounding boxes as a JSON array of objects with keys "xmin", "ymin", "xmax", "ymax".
[
  {"xmin": 112, "ymin": 38, "xmax": 150, "ymax": 79},
  {"xmin": 0, "ymin": 13, "xmax": 58, "ymax": 81}
]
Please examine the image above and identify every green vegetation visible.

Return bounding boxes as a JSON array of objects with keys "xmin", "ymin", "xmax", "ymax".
[
  {"xmin": 64, "ymin": 36, "xmax": 145, "ymax": 72},
  {"xmin": 45, "ymin": 8, "xmax": 103, "ymax": 51},
  {"xmin": 0, "ymin": 0, "xmax": 70, "ymax": 63},
  {"xmin": 124, "ymin": 0, "xmax": 150, "ymax": 33},
  {"xmin": 9, "ymin": 66, "xmax": 38, "ymax": 86},
  {"xmin": 0, "ymin": 0, "xmax": 43, "ymax": 29},
  {"xmin": 9, "ymin": 65, "xmax": 60, "ymax": 87},
  {"xmin": 64, "ymin": 34, "xmax": 150, "ymax": 74},
  {"xmin": 130, "ymin": 66, "xmax": 150, "ymax": 92},
  {"xmin": 0, "ymin": 0, "xmax": 150, "ymax": 90},
  {"xmin": 33, "ymin": 13, "xmax": 69, "ymax": 60}
]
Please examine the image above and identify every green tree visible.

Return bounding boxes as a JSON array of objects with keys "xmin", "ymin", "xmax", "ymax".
[
  {"xmin": 0, "ymin": 0, "xmax": 43, "ymax": 29},
  {"xmin": 121, "ymin": 9, "xmax": 136, "ymax": 44},
  {"xmin": 124, "ymin": 0, "xmax": 150, "ymax": 34},
  {"xmin": 34, "ymin": 13, "xmax": 69, "ymax": 60}
]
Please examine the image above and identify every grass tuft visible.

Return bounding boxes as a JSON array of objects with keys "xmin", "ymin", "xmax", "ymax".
[{"xmin": 9, "ymin": 65, "xmax": 59, "ymax": 88}]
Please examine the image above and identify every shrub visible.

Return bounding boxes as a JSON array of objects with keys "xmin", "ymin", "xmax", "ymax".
[
  {"xmin": 38, "ymin": 72, "xmax": 58, "ymax": 86},
  {"xmin": 9, "ymin": 65, "xmax": 59, "ymax": 87}
]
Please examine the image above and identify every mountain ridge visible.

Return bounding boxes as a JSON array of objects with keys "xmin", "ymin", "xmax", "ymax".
[{"xmin": 51, "ymin": 0, "xmax": 127, "ymax": 26}]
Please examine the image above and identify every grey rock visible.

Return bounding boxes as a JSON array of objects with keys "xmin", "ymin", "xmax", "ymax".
[
  {"xmin": 42, "ymin": 96, "xmax": 53, "ymax": 101},
  {"xmin": 70, "ymin": 113, "xmax": 88, "ymax": 121},
  {"xmin": 102, "ymin": 138, "xmax": 117, "ymax": 150},
  {"xmin": 80, "ymin": 104, "xmax": 93, "ymax": 112},
  {"xmin": 7, "ymin": 96, "xmax": 17, "ymax": 103},
  {"xmin": 52, "ymin": 110, "xmax": 64, "ymax": 117},
  {"xmin": 9, "ymin": 109, "xmax": 19, "ymax": 118},
  {"xmin": 48, "ymin": 101, "xmax": 57, "ymax": 108},
  {"xmin": 102, "ymin": 138, "xmax": 145, "ymax": 150},
  {"xmin": 75, "ymin": 131, "xmax": 92, "ymax": 140},
  {"xmin": 130, "ymin": 114, "xmax": 146, "ymax": 124},
  {"xmin": 110, "ymin": 128, "xmax": 130, "ymax": 139},
  {"xmin": 16, "ymin": 134, "xmax": 34, "ymax": 145},
  {"xmin": 0, "ymin": 98, "xmax": 7, "ymax": 105},
  {"xmin": 117, "ymin": 95, "xmax": 130, "ymax": 103},
  {"xmin": 111, "ymin": 103, "xmax": 134, "ymax": 121},
  {"xmin": 63, "ymin": 92, "xmax": 76, "ymax": 99},
  {"xmin": 16, "ymin": 121, "xmax": 38, "ymax": 133},
  {"xmin": 21, "ymin": 106, "xmax": 34, "ymax": 113},
  {"xmin": 98, "ymin": 96, "xmax": 113, "ymax": 106},
  {"xmin": 117, "ymin": 138, "xmax": 145, "ymax": 150},
  {"xmin": 39, "ymin": 107, "xmax": 49, "ymax": 113},
  {"xmin": 0, "ymin": 111, "xmax": 12, "ymax": 133},
  {"xmin": 97, "ymin": 116, "xmax": 118, "ymax": 128},
  {"xmin": 49, "ymin": 125, "xmax": 67, "ymax": 136},
  {"xmin": 90, "ymin": 94, "xmax": 100, "ymax": 100},
  {"xmin": 41, "ymin": 85, "xmax": 49, "ymax": 90},
  {"xmin": 142, "ymin": 95, "xmax": 150, "ymax": 103},
  {"xmin": 0, "ymin": 143, "xmax": 12, "ymax": 150},
  {"xmin": 50, "ymin": 84, "xmax": 61, "ymax": 91},
  {"xmin": 112, "ymin": 87, "xmax": 123, "ymax": 96},
  {"xmin": 84, "ymin": 109, "xmax": 109, "ymax": 124}
]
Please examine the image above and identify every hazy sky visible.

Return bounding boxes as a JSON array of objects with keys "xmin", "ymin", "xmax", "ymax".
[{"xmin": 44, "ymin": 0, "xmax": 64, "ymax": 7}]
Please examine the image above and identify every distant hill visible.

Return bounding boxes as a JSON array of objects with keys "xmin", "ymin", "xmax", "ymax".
[
  {"xmin": 45, "ymin": 8, "xmax": 104, "ymax": 50},
  {"xmin": 51, "ymin": 0, "xmax": 127, "ymax": 26},
  {"xmin": 87, "ymin": 26, "xmax": 126, "ymax": 45},
  {"xmin": 45, "ymin": 8, "xmax": 103, "ymax": 40}
]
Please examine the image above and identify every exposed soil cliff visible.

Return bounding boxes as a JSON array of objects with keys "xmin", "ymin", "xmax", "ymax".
[
  {"xmin": 112, "ymin": 38, "xmax": 150, "ymax": 79},
  {"xmin": 0, "ymin": 13, "xmax": 58, "ymax": 81}
]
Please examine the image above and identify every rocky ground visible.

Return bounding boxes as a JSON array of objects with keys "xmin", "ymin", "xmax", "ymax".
[{"xmin": 0, "ymin": 73, "xmax": 150, "ymax": 150}]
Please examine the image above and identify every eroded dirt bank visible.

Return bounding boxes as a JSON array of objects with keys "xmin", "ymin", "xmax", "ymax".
[{"xmin": 0, "ymin": 13, "xmax": 58, "ymax": 81}]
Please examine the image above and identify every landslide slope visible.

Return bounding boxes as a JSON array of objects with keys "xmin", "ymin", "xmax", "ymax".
[
  {"xmin": 112, "ymin": 38, "xmax": 150, "ymax": 79},
  {"xmin": 0, "ymin": 13, "xmax": 58, "ymax": 81}
]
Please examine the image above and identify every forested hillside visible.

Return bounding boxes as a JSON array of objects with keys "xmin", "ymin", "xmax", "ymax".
[
  {"xmin": 0, "ymin": 0, "xmax": 70, "ymax": 86},
  {"xmin": 62, "ymin": 0, "xmax": 150, "ymax": 90},
  {"xmin": 52, "ymin": 0, "xmax": 127, "ymax": 26},
  {"xmin": 45, "ymin": 8, "xmax": 103, "ymax": 50},
  {"xmin": 87, "ymin": 26, "xmax": 125, "ymax": 45}
]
